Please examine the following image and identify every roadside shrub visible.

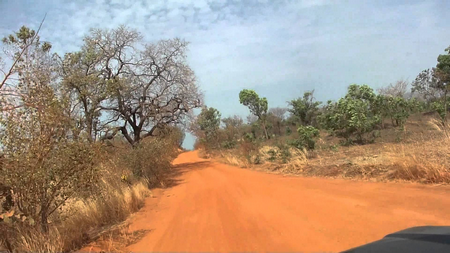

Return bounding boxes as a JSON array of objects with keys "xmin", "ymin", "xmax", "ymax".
[
  {"xmin": 240, "ymin": 139, "xmax": 260, "ymax": 164},
  {"xmin": 0, "ymin": 86, "xmax": 99, "ymax": 235},
  {"xmin": 278, "ymin": 144, "xmax": 292, "ymax": 163},
  {"xmin": 124, "ymin": 137, "xmax": 179, "ymax": 188},
  {"xmin": 1, "ymin": 136, "xmax": 177, "ymax": 252},
  {"xmin": 289, "ymin": 125, "xmax": 320, "ymax": 150},
  {"xmin": 221, "ymin": 140, "xmax": 237, "ymax": 149},
  {"xmin": 318, "ymin": 84, "xmax": 381, "ymax": 144},
  {"xmin": 253, "ymin": 154, "xmax": 263, "ymax": 164},
  {"xmin": 375, "ymin": 95, "xmax": 422, "ymax": 128},
  {"xmin": 431, "ymin": 100, "xmax": 447, "ymax": 123},
  {"xmin": 267, "ymin": 149, "xmax": 277, "ymax": 161}
]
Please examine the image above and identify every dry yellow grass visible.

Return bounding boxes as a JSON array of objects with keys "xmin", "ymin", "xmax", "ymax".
[
  {"xmin": 215, "ymin": 145, "xmax": 309, "ymax": 172},
  {"xmin": 15, "ymin": 226, "xmax": 63, "ymax": 253},
  {"xmin": 211, "ymin": 117, "xmax": 450, "ymax": 184},
  {"xmin": 218, "ymin": 150, "xmax": 251, "ymax": 168},
  {"xmin": 386, "ymin": 119, "xmax": 450, "ymax": 183},
  {"xmin": 9, "ymin": 180, "xmax": 150, "ymax": 252}
]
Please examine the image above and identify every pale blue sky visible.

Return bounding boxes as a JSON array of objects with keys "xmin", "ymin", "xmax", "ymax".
[{"xmin": 1, "ymin": 0, "xmax": 449, "ymax": 149}]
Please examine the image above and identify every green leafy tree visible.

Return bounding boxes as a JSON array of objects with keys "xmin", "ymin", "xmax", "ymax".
[
  {"xmin": 319, "ymin": 84, "xmax": 380, "ymax": 144},
  {"xmin": 239, "ymin": 89, "xmax": 269, "ymax": 139},
  {"xmin": 287, "ymin": 90, "xmax": 321, "ymax": 126},
  {"xmin": 388, "ymin": 97, "xmax": 417, "ymax": 127},
  {"xmin": 412, "ymin": 69, "xmax": 443, "ymax": 103},
  {"xmin": 194, "ymin": 106, "xmax": 221, "ymax": 149},
  {"xmin": 374, "ymin": 95, "xmax": 419, "ymax": 128},
  {"xmin": 412, "ymin": 46, "xmax": 450, "ymax": 123},
  {"xmin": 435, "ymin": 46, "xmax": 450, "ymax": 122}
]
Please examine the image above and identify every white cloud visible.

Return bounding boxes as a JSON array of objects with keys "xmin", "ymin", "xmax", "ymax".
[{"xmin": 1, "ymin": 0, "xmax": 449, "ymax": 118}]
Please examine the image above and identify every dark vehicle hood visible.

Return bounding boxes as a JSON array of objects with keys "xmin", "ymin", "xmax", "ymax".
[{"xmin": 342, "ymin": 226, "xmax": 450, "ymax": 253}]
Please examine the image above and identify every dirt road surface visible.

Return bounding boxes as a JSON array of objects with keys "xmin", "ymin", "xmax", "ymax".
[{"xmin": 125, "ymin": 151, "xmax": 450, "ymax": 252}]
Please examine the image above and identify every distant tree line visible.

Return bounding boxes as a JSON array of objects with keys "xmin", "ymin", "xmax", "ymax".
[{"xmin": 193, "ymin": 44, "xmax": 450, "ymax": 150}]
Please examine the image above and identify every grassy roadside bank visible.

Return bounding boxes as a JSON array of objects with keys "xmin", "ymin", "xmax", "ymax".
[{"xmin": 205, "ymin": 116, "xmax": 450, "ymax": 185}]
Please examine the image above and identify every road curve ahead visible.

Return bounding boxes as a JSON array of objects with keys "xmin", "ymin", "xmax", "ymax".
[{"xmin": 126, "ymin": 151, "xmax": 450, "ymax": 252}]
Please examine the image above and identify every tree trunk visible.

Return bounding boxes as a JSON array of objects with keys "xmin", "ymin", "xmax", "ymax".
[
  {"xmin": 40, "ymin": 205, "xmax": 49, "ymax": 233},
  {"xmin": 261, "ymin": 120, "xmax": 269, "ymax": 139},
  {"xmin": 86, "ymin": 117, "xmax": 93, "ymax": 143},
  {"xmin": 444, "ymin": 89, "xmax": 448, "ymax": 124}
]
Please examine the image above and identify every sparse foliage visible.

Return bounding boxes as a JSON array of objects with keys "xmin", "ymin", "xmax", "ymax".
[
  {"xmin": 287, "ymin": 90, "xmax": 321, "ymax": 126},
  {"xmin": 0, "ymin": 26, "xmax": 98, "ymax": 233},
  {"xmin": 269, "ymin": 107, "xmax": 287, "ymax": 120},
  {"xmin": 221, "ymin": 115, "xmax": 243, "ymax": 148},
  {"xmin": 0, "ymin": 24, "xmax": 197, "ymax": 252},
  {"xmin": 268, "ymin": 107, "xmax": 287, "ymax": 136},
  {"xmin": 412, "ymin": 69, "xmax": 443, "ymax": 102},
  {"xmin": 63, "ymin": 26, "xmax": 202, "ymax": 146},
  {"xmin": 377, "ymin": 79, "xmax": 409, "ymax": 98},
  {"xmin": 239, "ymin": 89, "xmax": 269, "ymax": 139}
]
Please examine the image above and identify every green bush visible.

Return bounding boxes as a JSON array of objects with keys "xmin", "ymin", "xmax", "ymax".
[
  {"xmin": 431, "ymin": 100, "xmax": 447, "ymax": 122},
  {"xmin": 287, "ymin": 90, "xmax": 322, "ymax": 126},
  {"xmin": 375, "ymin": 95, "xmax": 422, "ymax": 128},
  {"xmin": 289, "ymin": 125, "xmax": 320, "ymax": 150},
  {"xmin": 318, "ymin": 84, "xmax": 381, "ymax": 144}
]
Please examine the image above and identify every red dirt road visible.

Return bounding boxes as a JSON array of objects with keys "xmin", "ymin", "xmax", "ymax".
[{"xmin": 126, "ymin": 151, "xmax": 450, "ymax": 252}]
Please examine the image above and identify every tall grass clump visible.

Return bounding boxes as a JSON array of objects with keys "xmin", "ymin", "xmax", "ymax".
[
  {"xmin": 1, "ymin": 133, "xmax": 182, "ymax": 252},
  {"xmin": 388, "ymin": 118, "xmax": 450, "ymax": 183}
]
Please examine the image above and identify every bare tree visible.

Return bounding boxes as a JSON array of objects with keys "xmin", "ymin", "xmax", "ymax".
[
  {"xmin": 246, "ymin": 114, "xmax": 258, "ymax": 124},
  {"xmin": 62, "ymin": 26, "xmax": 140, "ymax": 142},
  {"xmin": 378, "ymin": 79, "xmax": 409, "ymax": 98},
  {"xmin": 222, "ymin": 115, "xmax": 244, "ymax": 129},
  {"xmin": 68, "ymin": 26, "xmax": 202, "ymax": 146},
  {"xmin": 222, "ymin": 115, "xmax": 244, "ymax": 141},
  {"xmin": 269, "ymin": 107, "xmax": 287, "ymax": 120},
  {"xmin": 268, "ymin": 107, "xmax": 287, "ymax": 136}
]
